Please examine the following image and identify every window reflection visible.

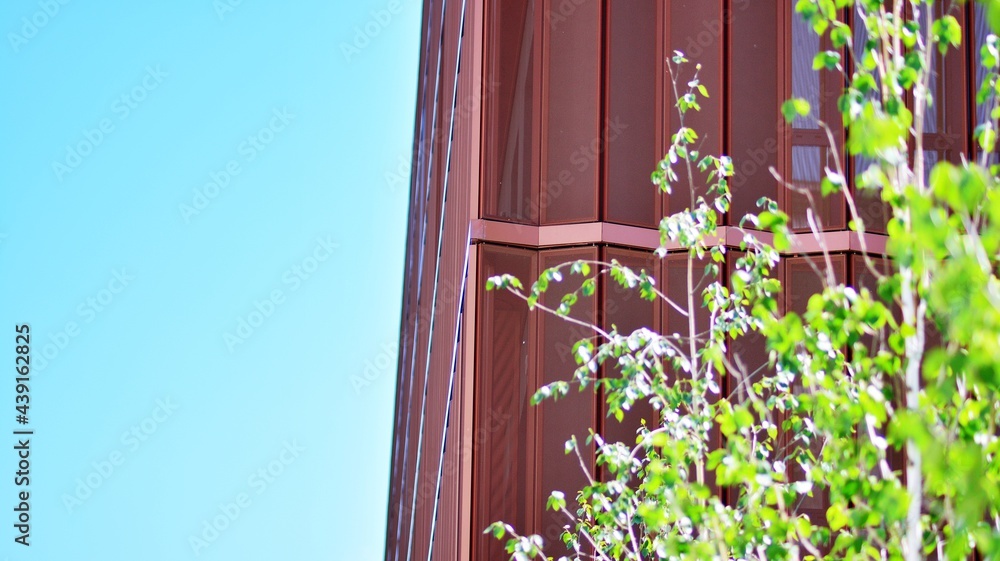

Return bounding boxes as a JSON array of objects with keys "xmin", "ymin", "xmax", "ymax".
[
  {"xmin": 789, "ymin": 6, "xmax": 845, "ymax": 231},
  {"xmin": 975, "ymin": 3, "xmax": 999, "ymax": 166},
  {"xmin": 791, "ymin": 14, "xmax": 820, "ymax": 130},
  {"xmin": 851, "ymin": 13, "xmax": 889, "ymax": 232},
  {"xmin": 487, "ymin": 0, "xmax": 536, "ymax": 222}
]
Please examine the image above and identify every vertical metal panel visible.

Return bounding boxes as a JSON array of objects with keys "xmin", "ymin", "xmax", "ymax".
[
  {"xmin": 662, "ymin": 253, "xmax": 714, "ymax": 358},
  {"xmin": 430, "ymin": 404, "xmax": 460, "ymax": 561},
  {"xmin": 723, "ymin": 251, "xmax": 781, "ymax": 509},
  {"xmin": 411, "ymin": 35, "xmax": 446, "ymax": 556},
  {"xmin": 655, "ymin": 1, "xmax": 668, "ymax": 225},
  {"xmin": 600, "ymin": 247, "xmax": 660, "ymax": 452},
  {"xmin": 483, "ymin": 0, "xmax": 539, "ymax": 223},
  {"xmin": 408, "ymin": 2, "xmax": 485, "ymax": 557},
  {"xmin": 663, "ymin": 252, "xmax": 722, "ymax": 497},
  {"xmin": 784, "ymin": 254, "xmax": 846, "ymax": 531},
  {"xmin": 785, "ymin": 254, "xmax": 845, "ymax": 314},
  {"xmin": 393, "ymin": 1, "xmax": 443, "ymax": 549},
  {"xmin": 919, "ymin": 2, "xmax": 969, "ymax": 166},
  {"xmin": 972, "ymin": 3, "xmax": 999, "ymax": 166},
  {"xmin": 788, "ymin": 144, "xmax": 844, "ymax": 231},
  {"xmin": 935, "ymin": 1, "xmax": 968, "ymax": 141},
  {"xmin": 536, "ymin": 247, "xmax": 598, "ymax": 553},
  {"xmin": 540, "ymin": 0, "xmax": 601, "ymax": 224},
  {"xmin": 784, "ymin": 1, "xmax": 846, "ymax": 232},
  {"xmin": 851, "ymin": 254, "xmax": 891, "ymax": 357},
  {"xmin": 848, "ymin": 9, "xmax": 891, "ymax": 235},
  {"xmin": 850, "ymin": 255, "xmax": 904, "ymax": 475},
  {"xmin": 400, "ymin": 1, "xmax": 475, "ymax": 556},
  {"xmin": 429, "ymin": 3, "xmax": 476, "ymax": 558},
  {"xmin": 729, "ymin": 0, "xmax": 780, "ymax": 225},
  {"xmin": 458, "ymin": 243, "xmax": 479, "ymax": 561},
  {"xmin": 531, "ymin": 247, "xmax": 597, "ymax": 556},
  {"xmin": 426, "ymin": 2, "xmax": 472, "ymax": 556},
  {"xmin": 665, "ymin": 0, "xmax": 725, "ymax": 216},
  {"xmin": 726, "ymin": 251, "xmax": 773, "ymax": 396},
  {"xmin": 663, "ymin": 256, "xmax": 717, "ymax": 407},
  {"xmin": 457, "ymin": 1, "xmax": 486, "ymax": 558},
  {"xmin": 473, "ymin": 244, "xmax": 537, "ymax": 560},
  {"xmin": 606, "ymin": 0, "xmax": 659, "ymax": 227}
]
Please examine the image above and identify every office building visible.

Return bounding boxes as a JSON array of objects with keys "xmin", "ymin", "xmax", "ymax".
[{"xmin": 384, "ymin": 2, "xmax": 990, "ymax": 559}]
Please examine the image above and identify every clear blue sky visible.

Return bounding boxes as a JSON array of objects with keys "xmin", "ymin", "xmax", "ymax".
[{"xmin": 0, "ymin": 1, "xmax": 420, "ymax": 559}]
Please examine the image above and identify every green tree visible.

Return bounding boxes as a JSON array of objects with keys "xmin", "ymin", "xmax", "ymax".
[{"xmin": 486, "ymin": 1, "xmax": 1000, "ymax": 559}]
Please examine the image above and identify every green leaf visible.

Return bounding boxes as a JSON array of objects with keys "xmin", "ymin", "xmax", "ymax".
[
  {"xmin": 977, "ymin": 123, "xmax": 997, "ymax": 153},
  {"xmin": 782, "ymin": 98, "xmax": 812, "ymax": 123},
  {"xmin": 486, "ymin": 521, "xmax": 506, "ymax": 539},
  {"xmin": 981, "ymin": 36, "xmax": 999, "ymax": 69},
  {"xmin": 732, "ymin": 270, "xmax": 750, "ymax": 293},
  {"xmin": 932, "ymin": 15, "xmax": 962, "ymax": 54},
  {"xmin": 827, "ymin": 503, "xmax": 848, "ymax": 531},
  {"xmin": 546, "ymin": 491, "xmax": 566, "ymax": 512},
  {"xmin": 820, "ymin": 177, "xmax": 841, "ymax": 196},
  {"xmin": 758, "ymin": 211, "xmax": 780, "ymax": 230},
  {"xmin": 812, "ymin": 50, "xmax": 840, "ymax": 70},
  {"xmin": 561, "ymin": 292, "xmax": 578, "ymax": 308},
  {"xmin": 531, "ymin": 385, "xmax": 552, "ymax": 405},
  {"xmin": 534, "ymin": 276, "xmax": 549, "ymax": 294},
  {"xmin": 986, "ymin": 0, "xmax": 1000, "ymax": 37},
  {"xmin": 830, "ymin": 23, "xmax": 851, "ymax": 49},
  {"xmin": 733, "ymin": 407, "xmax": 754, "ymax": 430},
  {"xmin": 773, "ymin": 230, "xmax": 791, "ymax": 252}
]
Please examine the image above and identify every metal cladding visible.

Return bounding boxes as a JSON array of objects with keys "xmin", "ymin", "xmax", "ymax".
[{"xmin": 386, "ymin": 2, "xmax": 986, "ymax": 560}]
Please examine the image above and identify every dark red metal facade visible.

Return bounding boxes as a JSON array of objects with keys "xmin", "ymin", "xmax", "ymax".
[{"xmin": 385, "ymin": 1, "xmax": 989, "ymax": 559}]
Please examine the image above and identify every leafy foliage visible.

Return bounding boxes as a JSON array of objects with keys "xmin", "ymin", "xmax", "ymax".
[{"xmin": 485, "ymin": 1, "xmax": 1000, "ymax": 559}]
